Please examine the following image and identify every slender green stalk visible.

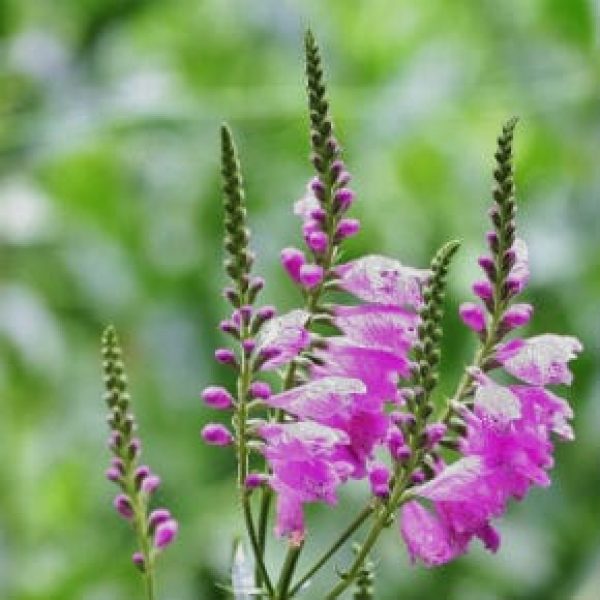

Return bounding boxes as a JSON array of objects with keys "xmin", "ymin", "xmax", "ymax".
[
  {"xmin": 220, "ymin": 123, "xmax": 275, "ymax": 597},
  {"xmin": 276, "ymin": 545, "xmax": 303, "ymax": 599},
  {"xmin": 289, "ymin": 504, "xmax": 375, "ymax": 598}
]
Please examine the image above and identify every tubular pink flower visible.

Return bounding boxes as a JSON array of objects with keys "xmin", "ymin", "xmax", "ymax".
[
  {"xmin": 333, "ymin": 305, "xmax": 418, "ymax": 356},
  {"xmin": 201, "ymin": 423, "xmax": 234, "ymax": 446},
  {"xmin": 311, "ymin": 339, "xmax": 410, "ymax": 408},
  {"xmin": 496, "ymin": 334, "xmax": 583, "ymax": 386},
  {"xmin": 336, "ymin": 255, "xmax": 430, "ymax": 308},
  {"xmin": 458, "ymin": 302, "xmax": 486, "ymax": 332},
  {"xmin": 201, "ymin": 386, "xmax": 234, "ymax": 410},
  {"xmin": 254, "ymin": 310, "xmax": 310, "ymax": 370}
]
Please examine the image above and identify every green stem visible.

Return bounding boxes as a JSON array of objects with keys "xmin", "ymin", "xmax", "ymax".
[
  {"xmin": 289, "ymin": 504, "xmax": 375, "ymax": 598},
  {"xmin": 276, "ymin": 545, "xmax": 303, "ymax": 599},
  {"xmin": 323, "ymin": 471, "xmax": 412, "ymax": 600},
  {"xmin": 256, "ymin": 486, "xmax": 272, "ymax": 585}
]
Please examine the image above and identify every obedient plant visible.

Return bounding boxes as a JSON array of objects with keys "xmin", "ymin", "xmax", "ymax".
[{"xmin": 99, "ymin": 31, "xmax": 582, "ymax": 599}]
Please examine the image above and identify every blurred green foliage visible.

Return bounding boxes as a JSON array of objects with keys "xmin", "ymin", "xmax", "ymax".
[{"xmin": 1, "ymin": 1, "xmax": 599, "ymax": 599}]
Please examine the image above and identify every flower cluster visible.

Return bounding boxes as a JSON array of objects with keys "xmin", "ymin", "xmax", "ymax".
[
  {"xmin": 102, "ymin": 326, "xmax": 177, "ymax": 575},
  {"xmin": 399, "ymin": 118, "xmax": 582, "ymax": 566},
  {"xmin": 98, "ymin": 31, "xmax": 584, "ymax": 600}
]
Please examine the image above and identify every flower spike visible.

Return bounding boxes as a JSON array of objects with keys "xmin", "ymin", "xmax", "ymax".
[{"xmin": 101, "ymin": 325, "xmax": 176, "ymax": 590}]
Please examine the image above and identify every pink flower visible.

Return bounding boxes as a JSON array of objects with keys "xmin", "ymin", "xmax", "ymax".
[
  {"xmin": 400, "ymin": 501, "xmax": 466, "ymax": 567},
  {"xmin": 336, "ymin": 255, "xmax": 430, "ymax": 308},
  {"xmin": 333, "ymin": 304, "xmax": 418, "ymax": 356},
  {"xmin": 459, "ymin": 302, "xmax": 486, "ymax": 332},
  {"xmin": 496, "ymin": 334, "xmax": 583, "ymax": 386},
  {"xmin": 254, "ymin": 310, "xmax": 310, "ymax": 370},
  {"xmin": 264, "ymin": 376, "xmax": 366, "ymax": 420},
  {"xmin": 311, "ymin": 339, "xmax": 410, "ymax": 408}
]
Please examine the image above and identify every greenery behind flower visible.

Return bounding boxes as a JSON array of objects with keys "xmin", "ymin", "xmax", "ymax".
[{"xmin": 0, "ymin": 1, "xmax": 598, "ymax": 599}]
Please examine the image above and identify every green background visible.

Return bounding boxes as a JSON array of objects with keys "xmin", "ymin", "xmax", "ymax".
[{"xmin": 1, "ymin": 1, "xmax": 598, "ymax": 598}]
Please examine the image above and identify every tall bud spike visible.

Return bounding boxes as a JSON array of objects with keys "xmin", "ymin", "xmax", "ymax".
[
  {"xmin": 220, "ymin": 123, "xmax": 254, "ymax": 301},
  {"xmin": 415, "ymin": 240, "xmax": 461, "ymax": 395}
]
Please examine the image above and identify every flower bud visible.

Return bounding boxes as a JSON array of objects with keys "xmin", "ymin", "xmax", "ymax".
[
  {"xmin": 105, "ymin": 467, "xmax": 121, "ymax": 482},
  {"xmin": 335, "ymin": 218, "xmax": 360, "ymax": 240},
  {"xmin": 281, "ymin": 247, "xmax": 306, "ymax": 283},
  {"xmin": 201, "ymin": 423, "xmax": 234, "ymax": 446},
  {"xmin": 307, "ymin": 231, "xmax": 328, "ymax": 254},
  {"xmin": 149, "ymin": 508, "xmax": 171, "ymax": 531},
  {"xmin": 424, "ymin": 423, "xmax": 447, "ymax": 449},
  {"xmin": 201, "ymin": 386, "xmax": 234, "ymax": 410},
  {"xmin": 249, "ymin": 381, "xmax": 271, "ymax": 399},
  {"xmin": 501, "ymin": 303, "xmax": 533, "ymax": 330},
  {"xmin": 244, "ymin": 473, "xmax": 268, "ymax": 490},
  {"xmin": 141, "ymin": 474, "xmax": 161, "ymax": 495},
  {"xmin": 154, "ymin": 518, "xmax": 178, "ymax": 550},
  {"xmin": 132, "ymin": 552, "xmax": 145, "ymax": 572},
  {"xmin": 215, "ymin": 348, "xmax": 237, "ymax": 367},
  {"xmin": 459, "ymin": 302, "xmax": 486, "ymax": 332},
  {"xmin": 299, "ymin": 264, "xmax": 324, "ymax": 289},
  {"xmin": 333, "ymin": 188, "xmax": 355, "ymax": 211},
  {"xmin": 472, "ymin": 281, "xmax": 493, "ymax": 301},
  {"xmin": 368, "ymin": 463, "xmax": 391, "ymax": 498},
  {"xmin": 114, "ymin": 494, "xmax": 134, "ymax": 519}
]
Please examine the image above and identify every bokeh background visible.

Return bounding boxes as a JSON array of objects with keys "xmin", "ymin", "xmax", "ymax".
[{"xmin": 1, "ymin": 1, "xmax": 599, "ymax": 598}]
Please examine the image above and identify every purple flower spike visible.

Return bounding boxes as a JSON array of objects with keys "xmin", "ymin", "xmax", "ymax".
[
  {"xmin": 154, "ymin": 518, "xmax": 178, "ymax": 550},
  {"xmin": 215, "ymin": 348, "xmax": 237, "ymax": 366},
  {"xmin": 245, "ymin": 472, "xmax": 268, "ymax": 489},
  {"xmin": 501, "ymin": 303, "xmax": 533, "ymax": 330},
  {"xmin": 132, "ymin": 552, "xmax": 145, "ymax": 572},
  {"xmin": 299, "ymin": 264, "xmax": 324, "ymax": 289},
  {"xmin": 459, "ymin": 302, "xmax": 486, "ymax": 332},
  {"xmin": 369, "ymin": 463, "xmax": 391, "ymax": 497},
  {"xmin": 335, "ymin": 218, "xmax": 360, "ymax": 240},
  {"xmin": 202, "ymin": 386, "xmax": 234, "ymax": 410},
  {"xmin": 333, "ymin": 188, "xmax": 355, "ymax": 211},
  {"xmin": 114, "ymin": 494, "xmax": 134, "ymax": 519},
  {"xmin": 250, "ymin": 381, "xmax": 272, "ymax": 399},
  {"xmin": 141, "ymin": 475, "xmax": 161, "ymax": 495},
  {"xmin": 201, "ymin": 423, "xmax": 234, "ymax": 446},
  {"xmin": 307, "ymin": 231, "xmax": 328, "ymax": 254},
  {"xmin": 149, "ymin": 508, "xmax": 171, "ymax": 530},
  {"xmin": 281, "ymin": 247, "xmax": 306, "ymax": 283}
]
